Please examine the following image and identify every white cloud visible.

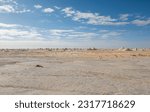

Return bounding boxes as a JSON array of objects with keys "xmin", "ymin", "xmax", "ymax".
[
  {"xmin": 0, "ymin": 0, "xmax": 30, "ymax": 13},
  {"xmin": 0, "ymin": 21, "xmax": 127, "ymax": 48},
  {"xmin": 0, "ymin": 5, "xmax": 15, "ymax": 13},
  {"xmin": 0, "ymin": 23, "xmax": 97, "ymax": 42},
  {"xmin": 62, "ymin": 7, "xmax": 75, "ymax": 17},
  {"xmin": 0, "ymin": 5, "xmax": 30, "ymax": 13},
  {"xmin": 132, "ymin": 19, "xmax": 150, "ymax": 26},
  {"xmin": 43, "ymin": 8, "xmax": 54, "ymax": 13},
  {"xmin": 0, "ymin": 23, "xmax": 45, "ymax": 41},
  {"xmin": 62, "ymin": 7, "xmax": 150, "ymax": 26},
  {"xmin": 119, "ymin": 14, "xmax": 130, "ymax": 21},
  {"xmin": 0, "ymin": 23, "xmax": 126, "ymax": 48},
  {"xmin": 34, "ymin": 4, "xmax": 42, "ymax": 9},
  {"xmin": 62, "ymin": 7, "xmax": 129, "ymax": 26},
  {"xmin": 0, "ymin": 29, "xmax": 44, "ymax": 40},
  {"xmin": 0, "ymin": 5, "xmax": 31, "ymax": 14},
  {"xmin": 49, "ymin": 29, "xmax": 99, "ymax": 40},
  {"xmin": 0, "ymin": 0, "xmax": 17, "ymax": 4},
  {"xmin": 48, "ymin": 29, "xmax": 123, "ymax": 41},
  {"xmin": 0, "ymin": 23, "xmax": 19, "ymax": 28}
]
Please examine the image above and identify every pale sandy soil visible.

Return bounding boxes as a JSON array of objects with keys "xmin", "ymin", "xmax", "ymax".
[{"xmin": 0, "ymin": 49, "xmax": 150, "ymax": 95}]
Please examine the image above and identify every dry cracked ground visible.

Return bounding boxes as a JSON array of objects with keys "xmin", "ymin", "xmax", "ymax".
[{"xmin": 0, "ymin": 49, "xmax": 150, "ymax": 95}]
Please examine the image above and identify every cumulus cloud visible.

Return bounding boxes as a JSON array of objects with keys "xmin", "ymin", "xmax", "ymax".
[
  {"xmin": 62, "ymin": 7, "xmax": 75, "ymax": 16},
  {"xmin": 62, "ymin": 7, "xmax": 129, "ymax": 26},
  {"xmin": 0, "ymin": 5, "xmax": 15, "ymax": 13},
  {"xmin": 34, "ymin": 4, "xmax": 42, "ymax": 9},
  {"xmin": 132, "ymin": 19, "xmax": 150, "ymax": 26},
  {"xmin": 0, "ymin": 0, "xmax": 30, "ymax": 13},
  {"xmin": 61, "ymin": 7, "xmax": 150, "ymax": 26},
  {"xmin": 0, "ymin": 5, "xmax": 30, "ymax": 13},
  {"xmin": 43, "ymin": 8, "xmax": 54, "ymax": 13}
]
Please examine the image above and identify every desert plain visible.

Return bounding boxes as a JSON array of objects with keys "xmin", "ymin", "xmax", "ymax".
[{"xmin": 0, "ymin": 48, "xmax": 150, "ymax": 95}]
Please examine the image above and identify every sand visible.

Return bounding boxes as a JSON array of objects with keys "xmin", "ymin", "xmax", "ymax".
[{"xmin": 0, "ymin": 49, "xmax": 150, "ymax": 95}]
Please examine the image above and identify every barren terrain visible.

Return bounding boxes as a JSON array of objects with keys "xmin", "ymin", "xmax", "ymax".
[{"xmin": 0, "ymin": 49, "xmax": 150, "ymax": 95}]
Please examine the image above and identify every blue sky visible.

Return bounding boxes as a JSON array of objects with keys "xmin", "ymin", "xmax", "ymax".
[{"xmin": 0, "ymin": 0, "xmax": 150, "ymax": 48}]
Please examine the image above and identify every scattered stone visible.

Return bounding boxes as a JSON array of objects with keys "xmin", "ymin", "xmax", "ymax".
[
  {"xmin": 132, "ymin": 54, "xmax": 136, "ymax": 56},
  {"xmin": 36, "ymin": 65, "xmax": 43, "ymax": 68}
]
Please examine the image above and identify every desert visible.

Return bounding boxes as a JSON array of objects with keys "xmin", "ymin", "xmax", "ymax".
[{"xmin": 0, "ymin": 48, "xmax": 150, "ymax": 95}]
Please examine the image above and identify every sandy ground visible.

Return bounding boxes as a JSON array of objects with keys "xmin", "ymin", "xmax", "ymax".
[{"xmin": 0, "ymin": 49, "xmax": 150, "ymax": 95}]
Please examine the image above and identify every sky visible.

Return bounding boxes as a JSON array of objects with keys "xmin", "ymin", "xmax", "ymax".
[{"xmin": 0, "ymin": 0, "xmax": 150, "ymax": 48}]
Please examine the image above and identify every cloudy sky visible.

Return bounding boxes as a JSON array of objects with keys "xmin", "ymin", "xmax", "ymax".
[{"xmin": 0, "ymin": 0, "xmax": 150, "ymax": 48}]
